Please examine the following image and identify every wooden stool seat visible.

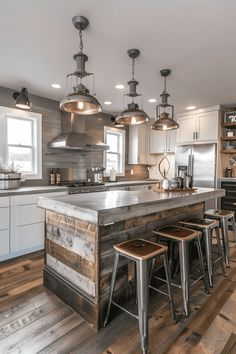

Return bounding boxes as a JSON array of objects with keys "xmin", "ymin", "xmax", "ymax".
[
  {"xmin": 205, "ymin": 209, "xmax": 234, "ymax": 218},
  {"xmin": 154, "ymin": 225, "xmax": 201, "ymax": 241},
  {"xmin": 114, "ymin": 239, "xmax": 168, "ymax": 260},
  {"xmin": 181, "ymin": 218, "xmax": 219, "ymax": 229}
]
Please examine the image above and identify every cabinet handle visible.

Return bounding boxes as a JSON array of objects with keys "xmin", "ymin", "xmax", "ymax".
[
  {"xmin": 193, "ymin": 132, "xmax": 195, "ymax": 139},
  {"xmin": 233, "ymin": 203, "xmax": 236, "ymax": 206},
  {"xmin": 196, "ymin": 131, "xmax": 198, "ymax": 139}
]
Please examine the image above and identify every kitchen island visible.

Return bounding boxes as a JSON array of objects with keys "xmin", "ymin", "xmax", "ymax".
[{"xmin": 38, "ymin": 187, "xmax": 224, "ymax": 330}]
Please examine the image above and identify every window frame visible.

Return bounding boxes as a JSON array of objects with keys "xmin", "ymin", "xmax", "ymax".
[
  {"xmin": 0, "ymin": 106, "xmax": 42, "ymax": 180},
  {"xmin": 104, "ymin": 126, "xmax": 125, "ymax": 177}
]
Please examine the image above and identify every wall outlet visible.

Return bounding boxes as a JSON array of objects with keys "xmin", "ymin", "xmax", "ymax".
[{"xmin": 130, "ymin": 169, "xmax": 134, "ymax": 175}]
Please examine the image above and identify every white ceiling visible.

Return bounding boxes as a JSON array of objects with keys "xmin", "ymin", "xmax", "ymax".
[{"xmin": 0, "ymin": 0, "xmax": 236, "ymax": 116}]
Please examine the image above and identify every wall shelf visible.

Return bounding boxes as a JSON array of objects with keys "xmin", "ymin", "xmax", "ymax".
[
  {"xmin": 221, "ymin": 137, "xmax": 236, "ymax": 141},
  {"xmin": 222, "ymin": 122, "xmax": 236, "ymax": 128},
  {"xmin": 220, "ymin": 149, "xmax": 236, "ymax": 154}
]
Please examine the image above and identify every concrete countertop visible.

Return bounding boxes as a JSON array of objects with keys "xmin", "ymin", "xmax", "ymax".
[
  {"xmin": 38, "ymin": 187, "xmax": 224, "ymax": 225},
  {"xmin": 0, "ymin": 185, "xmax": 68, "ymax": 196}
]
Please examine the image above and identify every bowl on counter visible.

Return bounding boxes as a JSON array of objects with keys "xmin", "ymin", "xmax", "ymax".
[{"xmin": 0, "ymin": 173, "xmax": 21, "ymax": 189}]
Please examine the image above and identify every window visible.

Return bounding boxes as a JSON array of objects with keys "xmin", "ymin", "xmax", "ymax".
[
  {"xmin": 104, "ymin": 126, "xmax": 125, "ymax": 176},
  {"xmin": 0, "ymin": 106, "xmax": 42, "ymax": 179}
]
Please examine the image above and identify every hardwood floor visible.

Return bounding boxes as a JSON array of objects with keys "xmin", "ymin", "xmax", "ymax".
[{"xmin": 0, "ymin": 246, "xmax": 236, "ymax": 354}]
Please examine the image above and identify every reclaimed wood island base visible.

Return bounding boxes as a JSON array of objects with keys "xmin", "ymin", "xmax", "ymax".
[{"xmin": 38, "ymin": 188, "xmax": 224, "ymax": 330}]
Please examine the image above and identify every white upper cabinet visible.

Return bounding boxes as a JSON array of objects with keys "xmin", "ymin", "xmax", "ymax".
[
  {"xmin": 128, "ymin": 124, "xmax": 155, "ymax": 165},
  {"xmin": 176, "ymin": 106, "xmax": 220, "ymax": 145},
  {"xmin": 150, "ymin": 129, "xmax": 177, "ymax": 154}
]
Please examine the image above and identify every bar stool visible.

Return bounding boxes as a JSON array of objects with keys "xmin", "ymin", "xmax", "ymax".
[
  {"xmin": 104, "ymin": 238, "xmax": 176, "ymax": 354},
  {"xmin": 179, "ymin": 218, "xmax": 225, "ymax": 287},
  {"xmin": 153, "ymin": 226, "xmax": 209, "ymax": 317},
  {"xmin": 204, "ymin": 209, "xmax": 236, "ymax": 267}
]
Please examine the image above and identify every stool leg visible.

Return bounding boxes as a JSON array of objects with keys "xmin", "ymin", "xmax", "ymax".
[
  {"xmin": 215, "ymin": 225, "xmax": 225, "ymax": 275},
  {"xmin": 104, "ymin": 252, "xmax": 119, "ymax": 327},
  {"xmin": 136, "ymin": 259, "xmax": 149, "ymax": 354},
  {"xmin": 163, "ymin": 252, "xmax": 176, "ymax": 321},
  {"xmin": 196, "ymin": 236, "xmax": 209, "ymax": 294},
  {"xmin": 203, "ymin": 229, "xmax": 213, "ymax": 287},
  {"xmin": 178, "ymin": 241, "xmax": 189, "ymax": 317},
  {"xmin": 230, "ymin": 216, "xmax": 236, "ymax": 243},
  {"xmin": 221, "ymin": 218, "xmax": 230, "ymax": 267}
]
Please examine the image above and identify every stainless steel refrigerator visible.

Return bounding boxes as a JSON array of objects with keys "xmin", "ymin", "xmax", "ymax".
[{"xmin": 175, "ymin": 143, "xmax": 217, "ymax": 208}]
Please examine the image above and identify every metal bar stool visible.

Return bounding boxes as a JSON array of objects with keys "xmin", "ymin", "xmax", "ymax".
[
  {"xmin": 104, "ymin": 238, "xmax": 176, "ymax": 354},
  {"xmin": 153, "ymin": 225, "xmax": 209, "ymax": 317},
  {"xmin": 204, "ymin": 209, "xmax": 236, "ymax": 267},
  {"xmin": 179, "ymin": 218, "xmax": 225, "ymax": 287}
]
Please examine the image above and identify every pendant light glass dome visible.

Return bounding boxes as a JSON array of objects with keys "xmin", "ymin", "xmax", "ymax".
[
  {"xmin": 116, "ymin": 49, "xmax": 150, "ymax": 126},
  {"xmin": 60, "ymin": 16, "xmax": 102, "ymax": 115},
  {"xmin": 152, "ymin": 69, "xmax": 179, "ymax": 131},
  {"xmin": 12, "ymin": 87, "xmax": 31, "ymax": 110}
]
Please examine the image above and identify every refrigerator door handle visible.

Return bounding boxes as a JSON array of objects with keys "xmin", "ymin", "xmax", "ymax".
[{"xmin": 188, "ymin": 154, "xmax": 194, "ymax": 176}]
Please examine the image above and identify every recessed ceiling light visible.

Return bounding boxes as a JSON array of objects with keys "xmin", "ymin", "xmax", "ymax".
[
  {"xmin": 186, "ymin": 106, "xmax": 196, "ymax": 110},
  {"xmin": 51, "ymin": 83, "xmax": 61, "ymax": 89},
  {"xmin": 148, "ymin": 98, "xmax": 157, "ymax": 103},
  {"xmin": 115, "ymin": 84, "xmax": 125, "ymax": 89},
  {"xmin": 104, "ymin": 101, "xmax": 112, "ymax": 105}
]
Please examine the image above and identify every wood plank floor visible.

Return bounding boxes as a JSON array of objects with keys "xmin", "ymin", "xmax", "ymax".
[{"xmin": 0, "ymin": 245, "xmax": 236, "ymax": 354}]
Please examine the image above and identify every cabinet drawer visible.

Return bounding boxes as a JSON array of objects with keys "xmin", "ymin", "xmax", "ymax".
[
  {"xmin": 11, "ymin": 222, "xmax": 44, "ymax": 252},
  {"xmin": 12, "ymin": 204, "xmax": 45, "ymax": 226},
  {"xmin": 221, "ymin": 197, "xmax": 236, "ymax": 211},
  {"xmin": 10, "ymin": 191, "xmax": 67, "ymax": 206},
  {"xmin": 0, "ymin": 196, "xmax": 9, "ymax": 208},
  {"xmin": 0, "ymin": 229, "xmax": 9, "ymax": 256},
  {"xmin": 0, "ymin": 207, "xmax": 9, "ymax": 230}
]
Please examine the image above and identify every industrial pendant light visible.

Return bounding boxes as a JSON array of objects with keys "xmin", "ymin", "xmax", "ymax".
[
  {"xmin": 12, "ymin": 87, "xmax": 31, "ymax": 110},
  {"xmin": 152, "ymin": 69, "xmax": 179, "ymax": 131},
  {"xmin": 60, "ymin": 16, "xmax": 102, "ymax": 115},
  {"xmin": 116, "ymin": 49, "xmax": 150, "ymax": 126}
]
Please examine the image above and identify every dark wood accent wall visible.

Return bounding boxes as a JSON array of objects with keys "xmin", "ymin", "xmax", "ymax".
[{"xmin": 0, "ymin": 86, "xmax": 148, "ymax": 186}]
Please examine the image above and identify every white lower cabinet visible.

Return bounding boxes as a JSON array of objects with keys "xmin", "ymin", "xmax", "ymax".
[
  {"xmin": 0, "ymin": 196, "xmax": 10, "ymax": 257},
  {"xmin": 0, "ymin": 190, "xmax": 67, "ymax": 262}
]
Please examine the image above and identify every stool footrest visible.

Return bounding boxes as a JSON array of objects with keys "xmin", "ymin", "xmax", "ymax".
[
  {"xmin": 152, "ymin": 275, "xmax": 182, "ymax": 289},
  {"xmin": 149, "ymin": 284, "xmax": 169, "ymax": 297},
  {"xmin": 111, "ymin": 300, "xmax": 139, "ymax": 320}
]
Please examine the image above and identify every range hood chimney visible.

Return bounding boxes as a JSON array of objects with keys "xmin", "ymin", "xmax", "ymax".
[{"xmin": 49, "ymin": 114, "xmax": 109, "ymax": 151}]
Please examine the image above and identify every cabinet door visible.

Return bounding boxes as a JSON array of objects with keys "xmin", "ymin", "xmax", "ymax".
[
  {"xmin": 197, "ymin": 111, "xmax": 218, "ymax": 142},
  {"xmin": 11, "ymin": 223, "xmax": 44, "ymax": 253},
  {"xmin": 176, "ymin": 115, "xmax": 196, "ymax": 144},
  {"xmin": 167, "ymin": 130, "xmax": 177, "ymax": 153},
  {"xmin": 150, "ymin": 130, "xmax": 168, "ymax": 153},
  {"xmin": 0, "ymin": 229, "xmax": 10, "ymax": 256},
  {"xmin": 138, "ymin": 125, "xmax": 149, "ymax": 164}
]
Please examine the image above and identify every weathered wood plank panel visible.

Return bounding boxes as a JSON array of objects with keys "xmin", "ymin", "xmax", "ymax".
[
  {"xmin": 46, "ymin": 239, "xmax": 95, "ymax": 281},
  {"xmin": 46, "ymin": 255, "xmax": 95, "ymax": 297},
  {"xmin": 46, "ymin": 224, "xmax": 95, "ymax": 262},
  {"xmin": 46, "ymin": 211, "xmax": 97, "ymax": 243}
]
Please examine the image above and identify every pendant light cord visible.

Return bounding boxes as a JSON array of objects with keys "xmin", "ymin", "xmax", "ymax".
[
  {"xmin": 79, "ymin": 29, "xmax": 83, "ymax": 52},
  {"xmin": 163, "ymin": 76, "xmax": 167, "ymax": 93},
  {"xmin": 132, "ymin": 58, "xmax": 135, "ymax": 80}
]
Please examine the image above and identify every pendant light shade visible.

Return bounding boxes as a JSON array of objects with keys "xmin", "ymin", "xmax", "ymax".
[
  {"xmin": 12, "ymin": 87, "xmax": 31, "ymax": 110},
  {"xmin": 152, "ymin": 69, "xmax": 179, "ymax": 131},
  {"xmin": 60, "ymin": 91, "xmax": 101, "ymax": 115},
  {"xmin": 60, "ymin": 16, "xmax": 102, "ymax": 115},
  {"xmin": 116, "ymin": 49, "xmax": 150, "ymax": 126}
]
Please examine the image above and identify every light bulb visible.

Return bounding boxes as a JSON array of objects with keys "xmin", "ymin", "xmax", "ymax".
[
  {"xmin": 131, "ymin": 116, "xmax": 136, "ymax": 125},
  {"xmin": 163, "ymin": 125, "xmax": 167, "ymax": 130},
  {"xmin": 78, "ymin": 101, "xmax": 84, "ymax": 110}
]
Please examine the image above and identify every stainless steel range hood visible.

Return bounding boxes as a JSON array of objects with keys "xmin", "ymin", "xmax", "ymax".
[{"xmin": 49, "ymin": 114, "xmax": 109, "ymax": 151}]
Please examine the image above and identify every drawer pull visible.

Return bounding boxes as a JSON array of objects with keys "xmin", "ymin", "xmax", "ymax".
[{"xmin": 233, "ymin": 203, "xmax": 236, "ymax": 206}]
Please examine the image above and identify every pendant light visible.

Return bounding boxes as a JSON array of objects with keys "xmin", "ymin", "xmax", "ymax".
[
  {"xmin": 116, "ymin": 49, "xmax": 150, "ymax": 126},
  {"xmin": 12, "ymin": 87, "xmax": 31, "ymax": 110},
  {"xmin": 60, "ymin": 16, "xmax": 102, "ymax": 115},
  {"xmin": 152, "ymin": 69, "xmax": 179, "ymax": 131}
]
